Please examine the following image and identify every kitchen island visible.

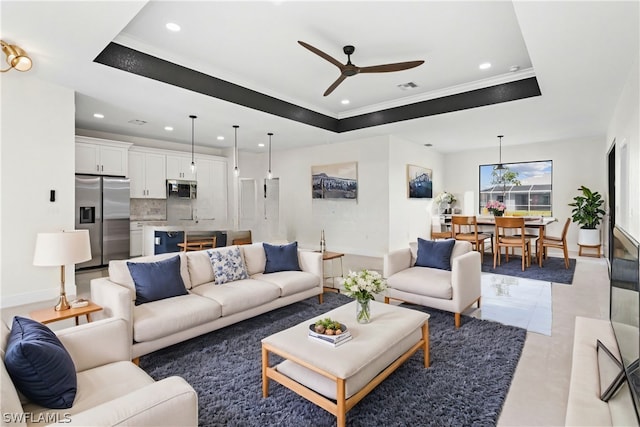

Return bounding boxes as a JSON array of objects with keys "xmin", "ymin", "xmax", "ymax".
[{"xmin": 142, "ymin": 225, "xmax": 252, "ymax": 256}]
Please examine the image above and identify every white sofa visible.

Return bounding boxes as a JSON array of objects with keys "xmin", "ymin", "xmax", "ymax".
[
  {"xmin": 1, "ymin": 317, "xmax": 198, "ymax": 427},
  {"xmin": 383, "ymin": 240, "xmax": 481, "ymax": 328},
  {"xmin": 91, "ymin": 243, "xmax": 323, "ymax": 359}
]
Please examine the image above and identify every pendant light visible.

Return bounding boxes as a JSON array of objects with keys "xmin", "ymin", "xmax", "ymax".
[
  {"xmin": 267, "ymin": 132, "xmax": 273, "ymax": 179},
  {"xmin": 233, "ymin": 125, "xmax": 240, "ymax": 176},
  {"xmin": 189, "ymin": 115, "xmax": 197, "ymax": 173},
  {"xmin": 495, "ymin": 135, "xmax": 506, "ymax": 171}
]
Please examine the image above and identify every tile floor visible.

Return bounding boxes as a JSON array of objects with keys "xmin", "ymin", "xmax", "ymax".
[
  {"xmin": 476, "ymin": 273, "xmax": 553, "ymax": 335},
  {"xmin": 496, "ymin": 255, "xmax": 610, "ymax": 426}
]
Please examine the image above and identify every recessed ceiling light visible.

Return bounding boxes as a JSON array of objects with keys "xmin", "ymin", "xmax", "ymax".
[
  {"xmin": 479, "ymin": 62, "xmax": 491, "ymax": 70},
  {"xmin": 258, "ymin": 143, "xmax": 265, "ymax": 147},
  {"xmin": 341, "ymin": 99, "xmax": 350, "ymax": 105},
  {"xmin": 166, "ymin": 22, "xmax": 181, "ymax": 32},
  {"xmin": 509, "ymin": 65, "xmax": 520, "ymax": 72},
  {"xmin": 164, "ymin": 126, "xmax": 174, "ymax": 131},
  {"xmin": 128, "ymin": 119, "xmax": 147, "ymax": 126},
  {"xmin": 217, "ymin": 136, "xmax": 224, "ymax": 141},
  {"xmin": 93, "ymin": 113, "xmax": 104, "ymax": 119},
  {"xmin": 424, "ymin": 143, "xmax": 433, "ymax": 147}
]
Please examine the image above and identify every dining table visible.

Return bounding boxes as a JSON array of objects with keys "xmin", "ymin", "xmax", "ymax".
[{"xmin": 440, "ymin": 215, "xmax": 557, "ymax": 264}]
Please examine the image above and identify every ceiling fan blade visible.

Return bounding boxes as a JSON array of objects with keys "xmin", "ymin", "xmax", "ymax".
[
  {"xmin": 359, "ymin": 60, "xmax": 425, "ymax": 73},
  {"xmin": 298, "ymin": 41, "xmax": 344, "ymax": 69},
  {"xmin": 323, "ymin": 75, "xmax": 347, "ymax": 96}
]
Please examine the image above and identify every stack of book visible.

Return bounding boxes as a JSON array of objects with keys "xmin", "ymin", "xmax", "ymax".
[{"xmin": 308, "ymin": 329, "xmax": 352, "ymax": 347}]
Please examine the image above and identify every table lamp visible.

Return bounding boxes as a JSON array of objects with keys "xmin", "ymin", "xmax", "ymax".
[{"xmin": 33, "ymin": 230, "xmax": 91, "ymax": 311}]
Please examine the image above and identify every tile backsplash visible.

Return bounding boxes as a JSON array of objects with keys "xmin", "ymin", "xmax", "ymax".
[{"xmin": 131, "ymin": 198, "xmax": 167, "ymax": 220}]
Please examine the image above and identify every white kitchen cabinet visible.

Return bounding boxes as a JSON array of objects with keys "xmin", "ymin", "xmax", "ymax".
[
  {"xmin": 75, "ymin": 137, "xmax": 131, "ymax": 176},
  {"xmin": 129, "ymin": 150, "xmax": 166, "ymax": 199},
  {"xmin": 130, "ymin": 229, "xmax": 143, "ymax": 257},
  {"xmin": 166, "ymin": 155, "xmax": 197, "ymax": 181},
  {"xmin": 195, "ymin": 156, "xmax": 227, "ymax": 222}
]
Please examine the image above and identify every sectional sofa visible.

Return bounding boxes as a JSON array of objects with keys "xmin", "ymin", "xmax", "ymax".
[{"xmin": 91, "ymin": 243, "xmax": 323, "ymax": 359}]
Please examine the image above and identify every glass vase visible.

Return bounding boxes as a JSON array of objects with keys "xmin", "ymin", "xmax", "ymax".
[{"xmin": 356, "ymin": 297, "xmax": 371, "ymax": 324}]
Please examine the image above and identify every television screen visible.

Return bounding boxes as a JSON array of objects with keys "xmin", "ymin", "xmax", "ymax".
[{"xmin": 610, "ymin": 226, "xmax": 640, "ymax": 418}]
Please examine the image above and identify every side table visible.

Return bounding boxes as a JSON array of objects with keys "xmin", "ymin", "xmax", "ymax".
[
  {"xmin": 317, "ymin": 251, "xmax": 345, "ymax": 293},
  {"xmin": 578, "ymin": 243, "xmax": 601, "ymax": 258},
  {"xmin": 30, "ymin": 301, "xmax": 103, "ymax": 326}
]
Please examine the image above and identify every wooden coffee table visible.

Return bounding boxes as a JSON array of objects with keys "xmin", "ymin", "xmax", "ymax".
[{"xmin": 261, "ymin": 301, "xmax": 429, "ymax": 427}]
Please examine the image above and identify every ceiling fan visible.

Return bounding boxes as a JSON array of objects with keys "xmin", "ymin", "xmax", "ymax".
[{"xmin": 298, "ymin": 41, "xmax": 425, "ymax": 96}]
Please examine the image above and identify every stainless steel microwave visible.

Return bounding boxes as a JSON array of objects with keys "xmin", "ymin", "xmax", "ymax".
[{"xmin": 167, "ymin": 180, "xmax": 197, "ymax": 199}]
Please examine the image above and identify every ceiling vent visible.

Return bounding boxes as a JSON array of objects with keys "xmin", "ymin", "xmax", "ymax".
[
  {"xmin": 397, "ymin": 82, "xmax": 418, "ymax": 91},
  {"xmin": 128, "ymin": 119, "xmax": 147, "ymax": 126}
]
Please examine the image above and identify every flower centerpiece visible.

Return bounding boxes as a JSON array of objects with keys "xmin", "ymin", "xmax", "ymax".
[
  {"xmin": 486, "ymin": 200, "xmax": 506, "ymax": 216},
  {"xmin": 342, "ymin": 269, "xmax": 387, "ymax": 323},
  {"xmin": 434, "ymin": 191, "xmax": 457, "ymax": 214}
]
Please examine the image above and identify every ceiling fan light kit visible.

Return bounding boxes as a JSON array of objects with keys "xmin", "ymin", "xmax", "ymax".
[{"xmin": 298, "ymin": 40, "xmax": 425, "ymax": 96}]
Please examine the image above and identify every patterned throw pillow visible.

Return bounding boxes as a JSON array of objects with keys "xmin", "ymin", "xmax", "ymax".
[{"xmin": 207, "ymin": 246, "xmax": 249, "ymax": 285}]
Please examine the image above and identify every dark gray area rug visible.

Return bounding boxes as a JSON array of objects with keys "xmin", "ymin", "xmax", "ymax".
[
  {"xmin": 140, "ymin": 293, "xmax": 526, "ymax": 427},
  {"xmin": 482, "ymin": 255, "xmax": 576, "ymax": 284}
]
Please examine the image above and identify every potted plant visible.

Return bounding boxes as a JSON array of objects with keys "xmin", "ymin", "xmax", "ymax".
[
  {"xmin": 568, "ymin": 185, "xmax": 606, "ymax": 246},
  {"xmin": 434, "ymin": 191, "xmax": 457, "ymax": 214}
]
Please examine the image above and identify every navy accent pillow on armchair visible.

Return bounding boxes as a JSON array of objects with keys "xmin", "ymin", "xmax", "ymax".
[
  {"xmin": 415, "ymin": 238, "xmax": 455, "ymax": 271},
  {"xmin": 4, "ymin": 316, "xmax": 77, "ymax": 409},
  {"xmin": 263, "ymin": 242, "xmax": 302, "ymax": 273},
  {"xmin": 127, "ymin": 255, "xmax": 188, "ymax": 305}
]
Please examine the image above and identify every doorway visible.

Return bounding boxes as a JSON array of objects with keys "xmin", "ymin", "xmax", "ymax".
[{"xmin": 608, "ymin": 142, "xmax": 616, "ymax": 260}]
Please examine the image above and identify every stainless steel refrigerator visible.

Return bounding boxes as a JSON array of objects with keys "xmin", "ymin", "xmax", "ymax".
[{"xmin": 75, "ymin": 175, "xmax": 130, "ymax": 269}]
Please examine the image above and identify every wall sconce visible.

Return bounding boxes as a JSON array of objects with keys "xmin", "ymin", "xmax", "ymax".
[{"xmin": 1, "ymin": 40, "xmax": 32, "ymax": 73}]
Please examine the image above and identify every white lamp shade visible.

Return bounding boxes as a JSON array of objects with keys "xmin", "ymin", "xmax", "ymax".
[{"xmin": 33, "ymin": 230, "xmax": 91, "ymax": 266}]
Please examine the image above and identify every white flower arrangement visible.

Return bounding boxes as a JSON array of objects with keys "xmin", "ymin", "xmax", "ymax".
[
  {"xmin": 434, "ymin": 191, "xmax": 456, "ymax": 205},
  {"xmin": 342, "ymin": 269, "xmax": 387, "ymax": 301}
]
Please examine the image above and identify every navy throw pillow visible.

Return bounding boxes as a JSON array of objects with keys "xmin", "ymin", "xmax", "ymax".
[
  {"xmin": 127, "ymin": 255, "xmax": 188, "ymax": 305},
  {"xmin": 415, "ymin": 238, "xmax": 456, "ymax": 271},
  {"xmin": 263, "ymin": 242, "xmax": 301, "ymax": 273},
  {"xmin": 4, "ymin": 316, "xmax": 77, "ymax": 409}
]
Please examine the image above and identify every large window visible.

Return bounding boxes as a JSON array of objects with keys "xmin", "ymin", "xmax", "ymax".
[{"xmin": 479, "ymin": 160, "xmax": 553, "ymax": 216}]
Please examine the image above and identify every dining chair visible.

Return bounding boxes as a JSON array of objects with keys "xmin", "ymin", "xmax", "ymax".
[
  {"xmin": 451, "ymin": 215, "xmax": 492, "ymax": 262},
  {"xmin": 494, "ymin": 216, "xmax": 532, "ymax": 271},
  {"xmin": 179, "ymin": 234, "xmax": 217, "ymax": 251},
  {"xmin": 539, "ymin": 217, "xmax": 571, "ymax": 268}
]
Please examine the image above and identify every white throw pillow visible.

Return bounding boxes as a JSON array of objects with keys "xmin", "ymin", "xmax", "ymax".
[{"xmin": 207, "ymin": 246, "xmax": 248, "ymax": 285}]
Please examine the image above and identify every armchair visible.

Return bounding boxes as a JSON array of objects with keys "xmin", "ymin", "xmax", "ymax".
[
  {"xmin": 383, "ymin": 240, "xmax": 481, "ymax": 328},
  {"xmin": 1, "ymin": 317, "xmax": 198, "ymax": 426}
]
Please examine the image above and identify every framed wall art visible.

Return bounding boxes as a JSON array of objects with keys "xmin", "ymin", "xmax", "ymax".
[
  {"xmin": 311, "ymin": 162, "xmax": 358, "ymax": 200},
  {"xmin": 407, "ymin": 164, "xmax": 433, "ymax": 199}
]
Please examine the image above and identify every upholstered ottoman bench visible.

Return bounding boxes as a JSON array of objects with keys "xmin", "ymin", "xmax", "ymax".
[{"xmin": 261, "ymin": 301, "xmax": 430, "ymax": 427}]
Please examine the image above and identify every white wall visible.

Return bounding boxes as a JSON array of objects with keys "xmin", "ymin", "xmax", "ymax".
[
  {"xmin": 388, "ymin": 136, "xmax": 445, "ymax": 251},
  {"xmin": 607, "ymin": 55, "xmax": 639, "ymax": 241},
  {"xmin": 442, "ymin": 136, "xmax": 606, "ymax": 252},
  {"xmin": 269, "ymin": 135, "xmax": 390, "ymax": 256},
  {"xmin": 1, "ymin": 76, "xmax": 76, "ymax": 307}
]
